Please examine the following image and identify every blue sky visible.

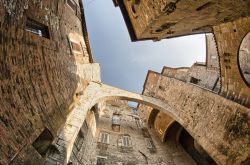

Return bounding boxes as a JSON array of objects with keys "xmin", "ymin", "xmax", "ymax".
[{"xmin": 83, "ymin": 0, "xmax": 206, "ymax": 94}]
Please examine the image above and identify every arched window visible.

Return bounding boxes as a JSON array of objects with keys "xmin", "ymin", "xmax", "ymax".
[{"xmin": 238, "ymin": 32, "xmax": 250, "ymax": 86}]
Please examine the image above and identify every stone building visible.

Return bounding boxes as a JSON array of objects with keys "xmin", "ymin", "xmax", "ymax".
[
  {"xmin": 0, "ymin": 0, "xmax": 99, "ymax": 164},
  {"xmin": 114, "ymin": 0, "xmax": 250, "ymax": 107},
  {"xmin": 0, "ymin": 0, "xmax": 249, "ymax": 165},
  {"xmin": 137, "ymin": 34, "xmax": 222, "ymax": 165},
  {"xmin": 66, "ymin": 100, "xmax": 199, "ymax": 165}
]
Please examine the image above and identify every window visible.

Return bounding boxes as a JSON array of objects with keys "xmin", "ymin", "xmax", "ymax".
[
  {"xmin": 118, "ymin": 135, "xmax": 133, "ymax": 152},
  {"xmin": 112, "ymin": 115, "xmax": 121, "ymax": 131},
  {"xmin": 25, "ymin": 19, "xmax": 50, "ymax": 39},
  {"xmin": 122, "ymin": 135, "xmax": 131, "ymax": 147},
  {"xmin": 67, "ymin": 0, "xmax": 77, "ymax": 12},
  {"xmin": 71, "ymin": 41, "xmax": 81, "ymax": 52},
  {"xmin": 98, "ymin": 132, "xmax": 109, "ymax": 144},
  {"xmin": 112, "ymin": 115, "xmax": 120, "ymax": 125},
  {"xmin": 135, "ymin": 118, "xmax": 141, "ymax": 128},
  {"xmin": 32, "ymin": 128, "xmax": 53, "ymax": 157},
  {"xmin": 190, "ymin": 77, "xmax": 200, "ymax": 84},
  {"xmin": 68, "ymin": 38, "xmax": 83, "ymax": 55},
  {"xmin": 96, "ymin": 156, "xmax": 107, "ymax": 165}
]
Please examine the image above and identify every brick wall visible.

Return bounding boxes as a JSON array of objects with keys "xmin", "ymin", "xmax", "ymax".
[{"xmin": 0, "ymin": 1, "xmax": 93, "ymax": 164}]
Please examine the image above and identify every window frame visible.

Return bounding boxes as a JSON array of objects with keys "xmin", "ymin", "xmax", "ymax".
[
  {"xmin": 122, "ymin": 135, "xmax": 131, "ymax": 147},
  {"xmin": 68, "ymin": 37, "xmax": 83, "ymax": 55},
  {"xmin": 98, "ymin": 132, "xmax": 110, "ymax": 144},
  {"xmin": 25, "ymin": 18, "xmax": 50, "ymax": 39},
  {"xmin": 66, "ymin": 0, "xmax": 77, "ymax": 13},
  {"xmin": 96, "ymin": 156, "xmax": 107, "ymax": 165}
]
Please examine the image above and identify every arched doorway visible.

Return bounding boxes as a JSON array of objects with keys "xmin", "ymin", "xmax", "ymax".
[{"xmin": 164, "ymin": 122, "xmax": 217, "ymax": 165}]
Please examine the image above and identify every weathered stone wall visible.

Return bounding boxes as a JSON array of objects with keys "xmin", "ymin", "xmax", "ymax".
[
  {"xmin": 161, "ymin": 63, "xmax": 220, "ymax": 92},
  {"xmin": 160, "ymin": 34, "xmax": 221, "ymax": 92},
  {"xmin": 213, "ymin": 16, "xmax": 250, "ymax": 107},
  {"xmin": 115, "ymin": 0, "xmax": 250, "ymax": 41},
  {"xmin": 137, "ymin": 104, "xmax": 153, "ymax": 124},
  {"xmin": 153, "ymin": 111, "xmax": 174, "ymax": 141},
  {"xmin": 115, "ymin": 0, "xmax": 250, "ymax": 106},
  {"xmin": 68, "ymin": 111, "xmax": 97, "ymax": 165},
  {"xmin": 144, "ymin": 72, "xmax": 250, "ymax": 165},
  {"xmin": 206, "ymin": 34, "xmax": 219, "ymax": 70},
  {"xmin": 161, "ymin": 66, "xmax": 189, "ymax": 82},
  {"xmin": 90, "ymin": 101, "xmax": 195, "ymax": 165},
  {"xmin": 0, "ymin": 0, "xmax": 94, "ymax": 164},
  {"xmin": 186, "ymin": 63, "xmax": 220, "ymax": 92},
  {"xmin": 48, "ymin": 80, "xmax": 250, "ymax": 165}
]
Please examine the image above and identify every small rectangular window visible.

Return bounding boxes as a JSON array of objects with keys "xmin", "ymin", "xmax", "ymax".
[
  {"xmin": 112, "ymin": 115, "xmax": 121, "ymax": 125},
  {"xmin": 190, "ymin": 77, "xmax": 199, "ymax": 84},
  {"xmin": 68, "ymin": 39, "xmax": 83, "ymax": 55},
  {"xmin": 71, "ymin": 41, "xmax": 81, "ymax": 52},
  {"xmin": 67, "ymin": 0, "xmax": 77, "ymax": 12},
  {"xmin": 99, "ymin": 132, "xmax": 109, "ymax": 144},
  {"xmin": 122, "ymin": 136, "xmax": 131, "ymax": 147},
  {"xmin": 112, "ymin": 114, "xmax": 121, "ymax": 132},
  {"xmin": 135, "ymin": 118, "xmax": 141, "ymax": 128},
  {"xmin": 26, "ymin": 19, "xmax": 50, "ymax": 39},
  {"xmin": 96, "ymin": 156, "xmax": 107, "ymax": 165},
  {"xmin": 32, "ymin": 128, "xmax": 53, "ymax": 157}
]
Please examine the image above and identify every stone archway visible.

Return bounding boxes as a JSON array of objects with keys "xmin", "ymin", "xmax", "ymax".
[{"xmin": 49, "ymin": 81, "xmax": 249, "ymax": 165}]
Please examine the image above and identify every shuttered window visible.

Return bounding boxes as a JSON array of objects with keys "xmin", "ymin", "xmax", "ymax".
[
  {"xmin": 122, "ymin": 135, "xmax": 131, "ymax": 147},
  {"xmin": 99, "ymin": 132, "xmax": 109, "ymax": 144},
  {"xmin": 123, "ymin": 136, "xmax": 129, "ymax": 146},
  {"xmin": 67, "ymin": 0, "xmax": 76, "ymax": 12}
]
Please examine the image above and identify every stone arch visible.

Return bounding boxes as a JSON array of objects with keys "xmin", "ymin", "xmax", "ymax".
[
  {"xmin": 51, "ymin": 81, "xmax": 249, "ymax": 165},
  {"xmin": 148, "ymin": 109, "xmax": 159, "ymax": 128},
  {"xmin": 238, "ymin": 31, "xmax": 250, "ymax": 87},
  {"xmin": 162, "ymin": 120, "xmax": 178, "ymax": 142},
  {"xmin": 164, "ymin": 121, "xmax": 182, "ymax": 142},
  {"xmin": 179, "ymin": 127, "xmax": 217, "ymax": 165}
]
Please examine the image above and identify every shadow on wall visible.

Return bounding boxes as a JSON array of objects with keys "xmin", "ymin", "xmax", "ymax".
[
  {"xmin": 164, "ymin": 122, "xmax": 217, "ymax": 165},
  {"xmin": 149, "ymin": 109, "xmax": 217, "ymax": 165},
  {"xmin": 0, "ymin": 1, "xmax": 90, "ymax": 164},
  {"xmin": 168, "ymin": 122, "xmax": 216, "ymax": 165}
]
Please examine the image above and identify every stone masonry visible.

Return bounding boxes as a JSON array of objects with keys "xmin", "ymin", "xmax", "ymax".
[
  {"xmin": 0, "ymin": 0, "xmax": 94, "ymax": 164},
  {"xmin": 0, "ymin": 1, "xmax": 249, "ymax": 165},
  {"xmin": 114, "ymin": 0, "xmax": 250, "ymax": 107}
]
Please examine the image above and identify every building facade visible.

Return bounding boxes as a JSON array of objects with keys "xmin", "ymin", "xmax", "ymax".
[
  {"xmin": 67, "ymin": 100, "xmax": 198, "ymax": 165},
  {"xmin": 0, "ymin": 0, "xmax": 98, "ymax": 164},
  {"xmin": 0, "ymin": 1, "xmax": 249, "ymax": 165},
  {"xmin": 114, "ymin": 0, "xmax": 250, "ymax": 108}
]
